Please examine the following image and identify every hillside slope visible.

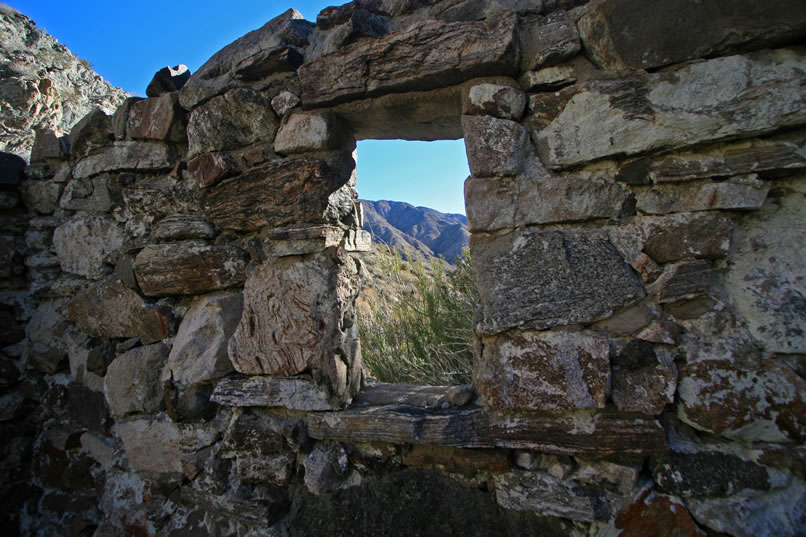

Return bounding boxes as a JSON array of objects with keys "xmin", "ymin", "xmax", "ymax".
[
  {"xmin": 0, "ymin": 5, "xmax": 128, "ymax": 160},
  {"xmin": 361, "ymin": 199, "xmax": 469, "ymax": 262}
]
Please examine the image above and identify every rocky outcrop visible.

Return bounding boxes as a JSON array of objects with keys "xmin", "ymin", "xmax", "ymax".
[{"xmin": 0, "ymin": 6, "xmax": 128, "ymax": 160}]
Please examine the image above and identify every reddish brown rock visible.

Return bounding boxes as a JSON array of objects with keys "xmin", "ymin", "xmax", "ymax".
[
  {"xmin": 298, "ymin": 14, "xmax": 517, "ymax": 106},
  {"xmin": 66, "ymin": 276, "xmax": 174, "ymax": 344},
  {"xmin": 635, "ymin": 175, "xmax": 770, "ymax": 215},
  {"xmin": 615, "ymin": 495, "xmax": 705, "ymax": 537},
  {"xmin": 201, "ymin": 153, "xmax": 355, "ymax": 232},
  {"xmin": 476, "ymin": 330, "xmax": 610, "ymax": 411},
  {"xmin": 186, "ymin": 152, "xmax": 241, "ymax": 188},
  {"xmin": 126, "ymin": 93, "xmax": 186, "ymax": 142},
  {"xmin": 228, "ymin": 253, "xmax": 361, "ymax": 404},
  {"xmin": 678, "ymin": 358, "xmax": 806, "ymax": 442},
  {"xmin": 134, "ymin": 241, "xmax": 248, "ymax": 296}
]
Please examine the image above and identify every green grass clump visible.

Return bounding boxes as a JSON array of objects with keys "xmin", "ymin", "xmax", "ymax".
[{"xmin": 358, "ymin": 246, "xmax": 477, "ymax": 386}]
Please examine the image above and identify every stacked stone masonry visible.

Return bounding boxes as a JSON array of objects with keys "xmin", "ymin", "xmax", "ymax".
[{"xmin": 1, "ymin": 0, "xmax": 805, "ymax": 535}]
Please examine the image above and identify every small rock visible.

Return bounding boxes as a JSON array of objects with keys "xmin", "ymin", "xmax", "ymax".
[
  {"xmin": 271, "ymin": 91, "xmax": 300, "ymax": 117},
  {"xmin": 519, "ymin": 11, "xmax": 580, "ymax": 71},
  {"xmin": 30, "ymin": 129, "xmax": 64, "ymax": 163},
  {"xmin": 520, "ymin": 65, "xmax": 577, "ymax": 91},
  {"xmin": 643, "ymin": 213, "xmax": 733, "ymax": 264},
  {"xmin": 615, "ymin": 494, "xmax": 705, "ymax": 537},
  {"xmin": 126, "ymin": 92, "xmax": 187, "ymax": 143},
  {"xmin": 303, "ymin": 443, "xmax": 350, "ymax": 495},
  {"xmin": 115, "ymin": 418, "xmax": 183, "ymax": 475},
  {"xmin": 72, "ymin": 141, "xmax": 173, "ymax": 179},
  {"xmin": 104, "ymin": 342, "xmax": 169, "ymax": 416},
  {"xmin": 150, "ymin": 214, "xmax": 215, "ymax": 242},
  {"xmin": 464, "ymin": 83, "xmax": 526, "ymax": 120},
  {"xmin": 112, "ymin": 96, "xmax": 145, "ymax": 140},
  {"xmin": 186, "ymin": 151, "xmax": 240, "ymax": 188},
  {"xmin": 462, "ymin": 115, "xmax": 528, "ymax": 177},
  {"xmin": 493, "ymin": 470, "xmax": 608, "ymax": 522},
  {"xmin": 635, "ymin": 175, "xmax": 770, "ymax": 214}
]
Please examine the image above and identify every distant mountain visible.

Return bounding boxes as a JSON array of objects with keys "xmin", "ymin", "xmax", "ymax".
[
  {"xmin": 0, "ymin": 6, "xmax": 129, "ymax": 160},
  {"xmin": 360, "ymin": 200, "xmax": 469, "ymax": 263}
]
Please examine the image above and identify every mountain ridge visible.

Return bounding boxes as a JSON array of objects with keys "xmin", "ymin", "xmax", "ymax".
[{"xmin": 360, "ymin": 199, "xmax": 469, "ymax": 262}]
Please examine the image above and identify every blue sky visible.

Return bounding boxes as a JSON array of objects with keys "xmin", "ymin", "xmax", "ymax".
[{"xmin": 8, "ymin": 0, "xmax": 470, "ymax": 214}]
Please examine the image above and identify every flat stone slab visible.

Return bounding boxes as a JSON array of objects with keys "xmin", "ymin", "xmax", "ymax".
[
  {"xmin": 212, "ymin": 374, "xmax": 334, "ymax": 411},
  {"xmin": 306, "ymin": 405, "xmax": 667, "ymax": 457},
  {"xmin": 472, "ymin": 228, "xmax": 645, "ymax": 334},
  {"xmin": 298, "ymin": 14, "xmax": 517, "ymax": 106}
]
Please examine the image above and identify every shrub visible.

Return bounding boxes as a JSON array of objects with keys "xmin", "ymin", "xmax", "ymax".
[{"xmin": 358, "ymin": 246, "xmax": 477, "ymax": 386}]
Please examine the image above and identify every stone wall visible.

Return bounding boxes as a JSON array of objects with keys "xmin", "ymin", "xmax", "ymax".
[{"xmin": 2, "ymin": 1, "xmax": 805, "ymax": 536}]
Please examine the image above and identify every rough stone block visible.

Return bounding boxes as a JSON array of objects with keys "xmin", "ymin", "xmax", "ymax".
[
  {"xmin": 635, "ymin": 175, "xmax": 770, "ymax": 214},
  {"xmin": 658, "ymin": 259, "xmax": 714, "ymax": 304},
  {"xmin": 186, "ymin": 151, "xmax": 241, "ymax": 188},
  {"xmin": 201, "ymin": 153, "xmax": 355, "ymax": 232},
  {"xmin": 462, "ymin": 115, "xmax": 528, "ymax": 177},
  {"xmin": 678, "ymin": 358, "xmax": 806, "ymax": 442},
  {"xmin": 20, "ymin": 179, "xmax": 64, "ymax": 214},
  {"xmin": 274, "ymin": 111, "xmax": 349, "ymax": 155},
  {"xmin": 179, "ymin": 9, "xmax": 314, "ymax": 109},
  {"xmin": 228, "ymin": 253, "xmax": 361, "ymax": 403},
  {"xmin": 115, "ymin": 419, "xmax": 182, "ymax": 475},
  {"xmin": 476, "ymin": 330, "xmax": 610, "ymax": 411},
  {"xmin": 264, "ymin": 225, "xmax": 369, "ymax": 256},
  {"xmin": 53, "ymin": 214, "xmax": 125, "ymax": 279},
  {"xmin": 104, "ymin": 342, "xmax": 169, "ymax": 416},
  {"xmin": 472, "ymin": 228, "xmax": 645, "ymax": 334},
  {"xmin": 578, "ymin": 0, "xmax": 806, "ymax": 71},
  {"xmin": 134, "ymin": 241, "xmax": 248, "ymax": 296},
  {"xmin": 536, "ymin": 49, "xmax": 806, "ymax": 169},
  {"xmin": 72, "ymin": 141, "xmax": 172, "ymax": 179},
  {"xmin": 520, "ymin": 66, "xmax": 576, "ymax": 91},
  {"xmin": 298, "ymin": 14, "xmax": 517, "ymax": 106},
  {"xmin": 464, "ymin": 83, "xmax": 526, "ymax": 120},
  {"xmin": 611, "ymin": 341, "xmax": 677, "ymax": 415},
  {"xmin": 303, "ymin": 443, "xmax": 351, "ymax": 495},
  {"xmin": 722, "ymin": 177, "xmax": 806, "ymax": 353},
  {"xmin": 187, "ymin": 88, "xmax": 279, "ymax": 158},
  {"xmin": 67, "ymin": 276, "xmax": 174, "ymax": 344},
  {"xmin": 271, "ymin": 91, "xmax": 301, "ymax": 117},
  {"xmin": 615, "ymin": 495, "xmax": 706, "ymax": 537},
  {"xmin": 651, "ymin": 451, "xmax": 769, "ymax": 498},
  {"xmin": 642, "ymin": 213, "xmax": 734, "ymax": 264},
  {"xmin": 465, "ymin": 164, "xmax": 634, "ymax": 232},
  {"xmin": 126, "ymin": 93, "xmax": 186, "ymax": 143},
  {"xmin": 30, "ymin": 129, "xmax": 64, "ymax": 163},
  {"xmin": 70, "ymin": 108, "xmax": 113, "ymax": 158},
  {"xmin": 59, "ymin": 174, "xmax": 122, "ymax": 213},
  {"xmin": 162, "ymin": 292, "xmax": 242, "ymax": 389},
  {"xmin": 493, "ymin": 471, "xmax": 608, "ymax": 522},
  {"xmin": 150, "ymin": 214, "xmax": 215, "ymax": 242},
  {"xmin": 519, "ymin": 11, "xmax": 580, "ymax": 71},
  {"xmin": 212, "ymin": 375, "xmax": 334, "ymax": 411},
  {"xmin": 646, "ymin": 133, "xmax": 806, "ymax": 183}
]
